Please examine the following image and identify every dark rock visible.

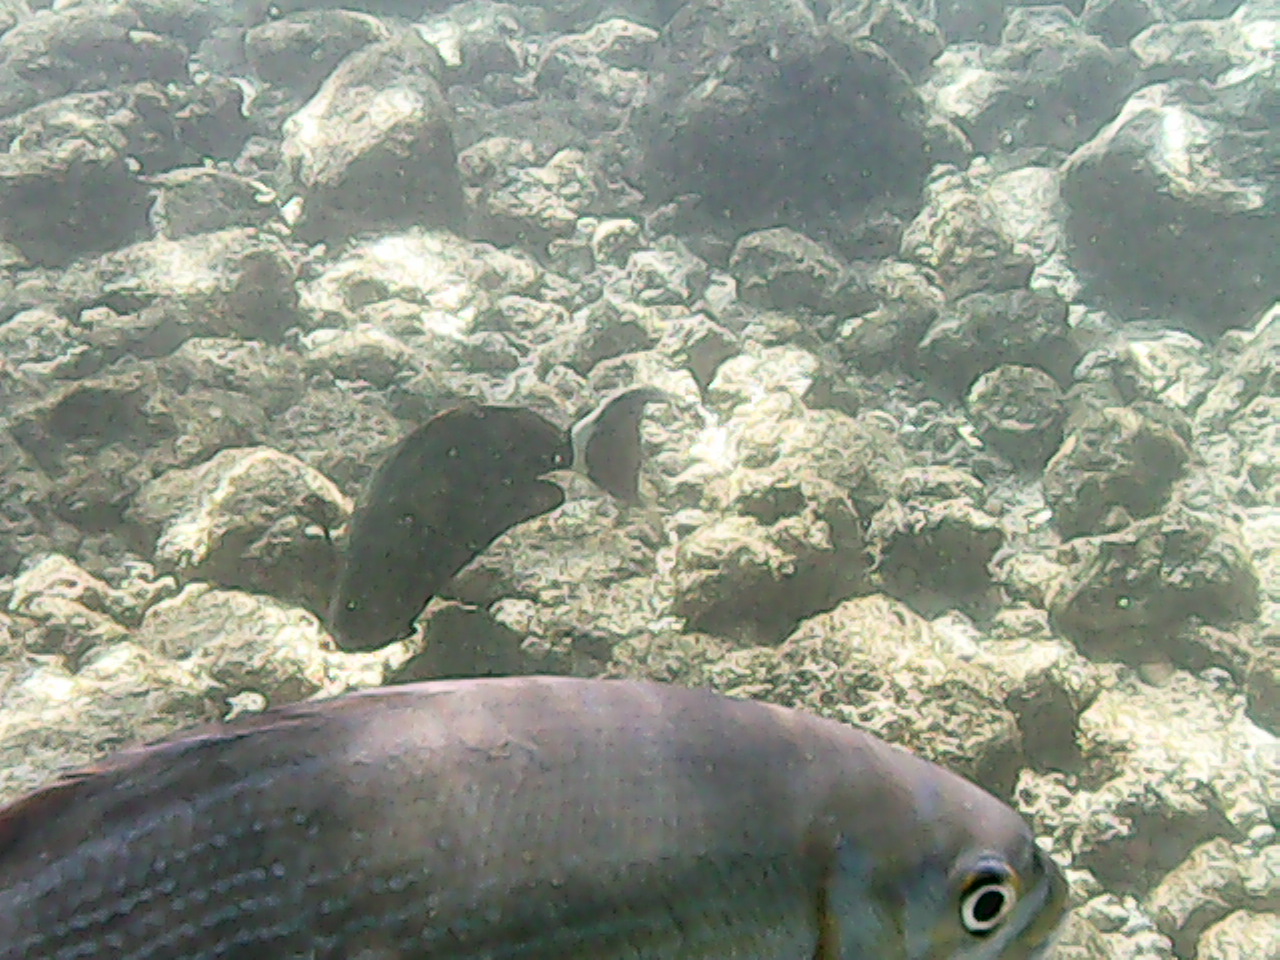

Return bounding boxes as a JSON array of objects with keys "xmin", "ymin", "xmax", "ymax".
[
  {"xmin": 1044, "ymin": 405, "xmax": 1192, "ymax": 538},
  {"xmin": 0, "ymin": 6, "xmax": 187, "ymax": 120},
  {"xmin": 282, "ymin": 32, "xmax": 464, "ymax": 243},
  {"xmin": 966, "ymin": 364, "xmax": 1066, "ymax": 468},
  {"xmin": 391, "ymin": 601, "xmax": 536, "ymax": 682},
  {"xmin": 146, "ymin": 167, "xmax": 279, "ymax": 239},
  {"xmin": 828, "ymin": 0, "xmax": 945, "ymax": 80},
  {"xmin": 1062, "ymin": 73, "xmax": 1280, "ymax": 332},
  {"xmin": 922, "ymin": 5, "xmax": 1138, "ymax": 155},
  {"xmin": 1245, "ymin": 643, "xmax": 1280, "ymax": 735},
  {"xmin": 866, "ymin": 467, "xmax": 1004, "ymax": 615},
  {"xmin": 635, "ymin": 0, "xmax": 937, "ymax": 232},
  {"xmin": 1049, "ymin": 506, "xmax": 1260, "ymax": 660},
  {"xmin": 1081, "ymin": 0, "xmax": 1164, "ymax": 47},
  {"xmin": 917, "ymin": 287, "xmax": 1075, "ymax": 396},
  {"xmin": 729, "ymin": 227, "xmax": 874, "ymax": 315},
  {"xmin": 244, "ymin": 9, "xmax": 390, "ymax": 95},
  {"xmin": 0, "ymin": 123, "xmax": 149, "ymax": 267}
]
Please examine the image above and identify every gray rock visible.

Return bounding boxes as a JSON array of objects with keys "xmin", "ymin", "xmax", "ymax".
[
  {"xmin": 1062, "ymin": 74, "xmax": 1280, "ymax": 331},
  {"xmin": 1245, "ymin": 645, "xmax": 1280, "ymax": 735},
  {"xmin": 636, "ymin": 0, "xmax": 938, "ymax": 229},
  {"xmin": 1048, "ymin": 506, "xmax": 1260, "ymax": 660},
  {"xmin": 133, "ymin": 584, "xmax": 394, "ymax": 705},
  {"xmin": 917, "ymin": 287, "xmax": 1075, "ymax": 396},
  {"xmin": 922, "ymin": 5, "xmax": 1137, "ymax": 155},
  {"xmin": 128, "ymin": 446, "xmax": 350, "ymax": 616},
  {"xmin": 1146, "ymin": 838, "xmax": 1280, "ymax": 957},
  {"xmin": 967, "ymin": 364, "xmax": 1066, "ymax": 467},
  {"xmin": 866, "ymin": 466, "xmax": 1004, "ymax": 613},
  {"xmin": 460, "ymin": 139, "xmax": 601, "ymax": 245},
  {"xmin": 1044, "ymin": 405, "xmax": 1192, "ymax": 538},
  {"xmin": 834, "ymin": 259, "xmax": 944, "ymax": 373},
  {"xmin": 0, "ymin": 6, "xmax": 187, "ymax": 120},
  {"xmin": 146, "ymin": 167, "xmax": 279, "ymax": 239},
  {"xmin": 8, "ymin": 364, "xmax": 268, "ymax": 532},
  {"xmin": 244, "ymin": 9, "xmax": 391, "ymax": 94},
  {"xmin": 1194, "ymin": 910, "xmax": 1280, "ymax": 960},
  {"xmin": 900, "ymin": 166, "xmax": 1036, "ymax": 298},
  {"xmin": 282, "ymin": 32, "xmax": 463, "ymax": 242},
  {"xmin": 729, "ymin": 227, "xmax": 873, "ymax": 315},
  {"xmin": 0, "ymin": 641, "xmax": 215, "ymax": 806},
  {"xmin": 1082, "ymin": 0, "xmax": 1165, "ymax": 47},
  {"xmin": 829, "ymin": 0, "xmax": 945, "ymax": 79}
]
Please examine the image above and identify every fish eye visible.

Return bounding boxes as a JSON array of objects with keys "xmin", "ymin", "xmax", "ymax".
[{"xmin": 959, "ymin": 867, "xmax": 1019, "ymax": 936}]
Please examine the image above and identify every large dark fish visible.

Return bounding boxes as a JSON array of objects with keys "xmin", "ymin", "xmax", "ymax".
[
  {"xmin": 0, "ymin": 676, "xmax": 1067, "ymax": 960},
  {"xmin": 327, "ymin": 389, "xmax": 666, "ymax": 652},
  {"xmin": 327, "ymin": 402, "xmax": 570, "ymax": 651}
]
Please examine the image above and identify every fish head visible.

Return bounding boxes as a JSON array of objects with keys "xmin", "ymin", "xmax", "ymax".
[{"xmin": 821, "ymin": 759, "xmax": 1069, "ymax": 960}]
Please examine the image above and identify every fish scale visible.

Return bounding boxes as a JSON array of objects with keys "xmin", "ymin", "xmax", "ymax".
[{"xmin": 0, "ymin": 676, "xmax": 1067, "ymax": 959}]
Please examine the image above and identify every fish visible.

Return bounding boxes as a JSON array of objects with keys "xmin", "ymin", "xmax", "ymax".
[
  {"xmin": 571, "ymin": 385, "xmax": 668, "ymax": 502},
  {"xmin": 0, "ymin": 675, "xmax": 1068, "ymax": 960},
  {"xmin": 327, "ymin": 390, "xmax": 665, "ymax": 652}
]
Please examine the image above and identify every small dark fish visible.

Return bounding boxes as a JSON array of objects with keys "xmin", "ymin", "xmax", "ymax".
[
  {"xmin": 327, "ymin": 402, "xmax": 570, "ymax": 651},
  {"xmin": 571, "ymin": 385, "xmax": 668, "ymax": 502},
  {"xmin": 0, "ymin": 676, "xmax": 1068, "ymax": 960},
  {"xmin": 327, "ymin": 390, "xmax": 665, "ymax": 651}
]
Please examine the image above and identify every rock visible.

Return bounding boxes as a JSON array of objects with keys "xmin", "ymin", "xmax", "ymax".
[
  {"xmin": 1082, "ymin": 0, "xmax": 1164, "ymax": 47},
  {"xmin": 1194, "ymin": 910, "xmax": 1280, "ymax": 960},
  {"xmin": 1019, "ymin": 670, "xmax": 1275, "ymax": 895},
  {"xmin": 7, "ymin": 364, "xmax": 268, "ymax": 532},
  {"xmin": 461, "ymin": 139, "xmax": 602, "ymax": 245},
  {"xmin": 0, "ymin": 116, "xmax": 149, "ymax": 266},
  {"xmin": 866, "ymin": 468, "xmax": 1004, "ymax": 609},
  {"xmin": 1073, "ymin": 328, "xmax": 1216, "ymax": 414},
  {"xmin": 899, "ymin": 166, "xmax": 1036, "ymax": 299},
  {"xmin": 391, "ymin": 601, "xmax": 536, "ymax": 683},
  {"xmin": 133, "ymin": 584, "xmax": 395, "ymax": 705},
  {"xmin": 1062, "ymin": 73, "xmax": 1280, "ymax": 331},
  {"xmin": 145, "ymin": 167, "xmax": 278, "ymax": 239},
  {"xmin": 1146, "ymin": 838, "xmax": 1280, "ymax": 958},
  {"xmin": 828, "ymin": 0, "xmax": 945, "ymax": 79},
  {"xmin": 1049, "ymin": 506, "xmax": 1260, "ymax": 660},
  {"xmin": 447, "ymin": 495, "xmax": 664, "ymax": 674},
  {"xmin": 282, "ymin": 31, "xmax": 464, "ymax": 242},
  {"xmin": 0, "ymin": 5, "xmax": 187, "ymax": 119},
  {"xmin": 128, "ymin": 446, "xmax": 350, "ymax": 616},
  {"xmin": 619, "ymin": 236, "xmax": 710, "ymax": 307},
  {"xmin": 729, "ymin": 227, "xmax": 869, "ymax": 314},
  {"xmin": 834, "ymin": 259, "xmax": 944, "ymax": 373},
  {"xmin": 670, "ymin": 479, "xmax": 866, "ymax": 646},
  {"xmin": 1245, "ymin": 645, "xmax": 1280, "ymax": 735},
  {"xmin": 0, "ymin": 641, "xmax": 215, "ymax": 805},
  {"xmin": 1044, "ymin": 405, "xmax": 1192, "ymax": 539},
  {"xmin": 244, "ymin": 9, "xmax": 391, "ymax": 96},
  {"xmin": 702, "ymin": 594, "xmax": 1025, "ymax": 789},
  {"xmin": 47, "ymin": 227, "xmax": 302, "ymax": 343},
  {"xmin": 636, "ymin": 0, "xmax": 937, "ymax": 229},
  {"xmin": 917, "ymin": 287, "xmax": 1076, "ymax": 396},
  {"xmin": 966, "ymin": 363, "xmax": 1067, "ymax": 467},
  {"xmin": 921, "ymin": 5, "xmax": 1136, "ymax": 155}
]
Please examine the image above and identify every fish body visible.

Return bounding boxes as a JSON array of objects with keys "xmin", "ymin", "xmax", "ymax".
[
  {"xmin": 0, "ymin": 676, "xmax": 1067, "ymax": 959},
  {"xmin": 327, "ymin": 403, "xmax": 570, "ymax": 650},
  {"xmin": 328, "ymin": 390, "xmax": 666, "ymax": 651},
  {"xmin": 570, "ymin": 385, "xmax": 668, "ymax": 502}
]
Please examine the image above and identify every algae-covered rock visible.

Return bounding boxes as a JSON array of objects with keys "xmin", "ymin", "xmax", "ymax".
[
  {"xmin": 129, "ymin": 446, "xmax": 350, "ymax": 615},
  {"xmin": 133, "ymin": 584, "xmax": 396, "ymax": 706},
  {"xmin": 1044, "ymin": 405, "xmax": 1192, "ymax": 539},
  {"xmin": 0, "ymin": 642, "xmax": 214, "ymax": 805},
  {"xmin": 670, "ymin": 487, "xmax": 865, "ymax": 646},
  {"xmin": 696, "ymin": 594, "xmax": 1024, "ymax": 790},
  {"xmin": 1049, "ymin": 506, "xmax": 1260, "ymax": 662},
  {"xmin": 865, "ymin": 466, "xmax": 1004, "ymax": 612},
  {"xmin": 1145, "ymin": 838, "xmax": 1280, "ymax": 958}
]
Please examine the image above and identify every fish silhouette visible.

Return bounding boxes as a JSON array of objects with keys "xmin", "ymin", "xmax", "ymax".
[
  {"xmin": 327, "ymin": 389, "xmax": 664, "ymax": 651},
  {"xmin": 0, "ymin": 676, "xmax": 1069, "ymax": 960}
]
